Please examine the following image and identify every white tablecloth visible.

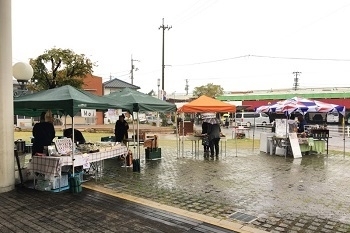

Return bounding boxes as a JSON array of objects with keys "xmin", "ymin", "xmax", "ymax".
[{"xmin": 32, "ymin": 145, "xmax": 128, "ymax": 176}]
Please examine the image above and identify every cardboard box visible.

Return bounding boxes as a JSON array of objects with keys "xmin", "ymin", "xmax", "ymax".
[
  {"xmin": 145, "ymin": 148, "xmax": 161, "ymax": 160},
  {"xmin": 143, "ymin": 135, "xmax": 158, "ymax": 148}
]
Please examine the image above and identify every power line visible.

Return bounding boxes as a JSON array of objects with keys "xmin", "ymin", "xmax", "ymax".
[
  {"xmin": 249, "ymin": 54, "xmax": 350, "ymax": 62},
  {"xmin": 173, "ymin": 55, "xmax": 249, "ymax": 66},
  {"xmin": 172, "ymin": 54, "xmax": 350, "ymax": 67}
]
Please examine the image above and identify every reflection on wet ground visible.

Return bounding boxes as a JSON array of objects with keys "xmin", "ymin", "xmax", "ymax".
[{"xmin": 94, "ymin": 140, "xmax": 350, "ymax": 232}]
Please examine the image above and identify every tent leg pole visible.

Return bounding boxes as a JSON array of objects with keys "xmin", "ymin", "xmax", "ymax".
[
  {"xmin": 253, "ymin": 117, "xmax": 256, "ymax": 153},
  {"xmin": 343, "ymin": 118, "xmax": 345, "ymax": 159}
]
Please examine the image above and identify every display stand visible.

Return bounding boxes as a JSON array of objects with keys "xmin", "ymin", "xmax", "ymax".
[
  {"xmin": 310, "ymin": 129, "xmax": 330, "ymax": 155},
  {"xmin": 31, "ymin": 145, "xmax": 128, "ymax": 192}
]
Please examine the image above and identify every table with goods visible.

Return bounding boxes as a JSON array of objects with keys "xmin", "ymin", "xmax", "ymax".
[{"xmin": 15, "ymin": 138, "xmax": 128, "ymax": 192}]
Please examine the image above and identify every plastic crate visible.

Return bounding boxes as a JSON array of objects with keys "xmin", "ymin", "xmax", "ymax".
[
  {"xmin": 50, "ymin": 174, "xmax": 69, "ymax": 190},
  {"xmin": 145, "ymin": 148, "xmax": 161, "ymax": 160}
]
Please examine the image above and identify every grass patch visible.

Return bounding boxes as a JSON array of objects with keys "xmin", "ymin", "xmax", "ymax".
[
  {"xmin": 14, "ymin": 131, "xmax": 115, "ymax": 144},
  {"xmin": 14, "ymin": 131, "xmax": 349, "ymax": 154},
  {"xmin": 15, "ymin": 131, "xmax": 259, "ymax": 149}
]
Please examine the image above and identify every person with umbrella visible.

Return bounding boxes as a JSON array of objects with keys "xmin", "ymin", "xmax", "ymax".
[{"xmin": 205, "ymin": 117, "xmax": 222, "ymax": 158}]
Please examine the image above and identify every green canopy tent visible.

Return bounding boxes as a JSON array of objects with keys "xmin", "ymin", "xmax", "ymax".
[
  {"xmin": 14, "ymin": 85, "xmax": 127, "ymax": 175},
  {"xmin": 105, "ymin": 88, "xmax": 177, "ymax": 166},
  {"xmin": 105, "ymin": 87, "xmax": 176, "ymax": 113},
  {"xmin": 14, "ymin": 85, "xmax": 124, "ymax": 116}
]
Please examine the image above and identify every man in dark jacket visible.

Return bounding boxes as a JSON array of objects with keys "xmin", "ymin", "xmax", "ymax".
[
  {"xmin": 207, "ymin": 121, "xmax": 221, "ymax": 158},
  {"xmin": 63, "ymin": 128, "xmax": 86, "ymax": 144},
  {"xmin": 114, "ymin": 114, "xmax": 129, "ymax": 143},
  {"xmin": 32, "ymin": 112, "xmax": 56, "ymax": 155}
]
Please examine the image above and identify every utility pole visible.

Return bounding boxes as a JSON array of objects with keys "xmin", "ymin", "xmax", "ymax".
[
  {"xmin": 292, "ymin": 71, "xmax": 301, "ymax": 91},
  {"xmin": 185, "ymin": 79, "xmax": 189, "ymax": 95},
  {"xmin": 130, "ymin": 55, "xmax": 139, "ymax": 85},
  {"xmin": 159, "ymin": 18, "xmax": 172, "ymax": 97}
]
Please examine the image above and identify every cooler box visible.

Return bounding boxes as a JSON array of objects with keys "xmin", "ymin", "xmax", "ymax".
[{"xmin": 145, "ymin": 148, "xmax": 161, "ymax": 160}]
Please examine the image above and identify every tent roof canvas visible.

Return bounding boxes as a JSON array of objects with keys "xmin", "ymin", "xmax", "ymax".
[
  {"xmin": 255, "ymin": 96, "xmax": 346, "ymax": 115},
  {"xmin": 178, "ymin": 95, "xmax": 236, "ymax": 113},
  {"xmin": 105, "ymin": 87, "xmax": 177, "ymax": 113},
  {"xmin": 14, "ymin": 85, "xmax": 124, "ymax": 116}
]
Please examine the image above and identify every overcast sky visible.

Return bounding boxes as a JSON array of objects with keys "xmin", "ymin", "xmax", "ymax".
[{"xmin": 11, "ymin": 0, "xmax": 350, "ymax": 96}]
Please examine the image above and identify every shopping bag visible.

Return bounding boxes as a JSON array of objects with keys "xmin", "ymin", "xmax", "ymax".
[{"xmin": 202, "ymin": 136, "xmax": 209, "ymax": 146}]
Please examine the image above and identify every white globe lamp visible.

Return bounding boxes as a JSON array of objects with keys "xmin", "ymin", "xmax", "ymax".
[
  {"xmin": 12, "ymin": 62, "xmax": 33, "ymax": 97},
  {"xmin": 13, "ymin": 62, "xmax": 33, "ymax": 84}
]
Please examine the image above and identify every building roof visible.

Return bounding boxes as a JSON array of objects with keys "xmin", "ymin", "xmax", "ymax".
[
  {"xmin": 103, "ymin": 78, "xmax": 140, "ymax": 89},
  {"xmin": 217, "ymin": 87, "xmax": 350, "ymax": 101}
]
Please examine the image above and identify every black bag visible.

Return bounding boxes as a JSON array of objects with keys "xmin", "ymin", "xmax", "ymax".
[{"xmin": 202, "ymin": 136, "xmax": 209, "ymax": 146}]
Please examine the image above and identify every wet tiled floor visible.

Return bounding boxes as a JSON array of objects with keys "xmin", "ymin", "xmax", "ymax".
[{"xmin": 95, "ymin": 138, "xmax": 350, "ymax": 232}]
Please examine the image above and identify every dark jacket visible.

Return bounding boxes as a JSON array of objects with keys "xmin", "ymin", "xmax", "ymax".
[
  {"xmin": 114, "ymin": 119, "xmax": 129, "ymax": 142},
  {"xmin": 63, "ymin": 128, "xmax": 86, "ymax": 144},
  {"xmin": 32, "ymin": 122, "xmax": 55, "ymax": 155},
  {"xmin": 201, "ymin": 122, "xmax": 209, "ymax": 134},
  {"xmin": 207, "ymin": 123, "xmax": 221, "ymax": 141},
  {"xmin": 298, "ymin": 119, "xmax": 307, "ymax": 133}
]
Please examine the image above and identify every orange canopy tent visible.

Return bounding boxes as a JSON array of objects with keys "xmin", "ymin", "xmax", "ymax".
[{"xmin": 177, "ymin": 95, "xmax": 236, "ymax": 113}]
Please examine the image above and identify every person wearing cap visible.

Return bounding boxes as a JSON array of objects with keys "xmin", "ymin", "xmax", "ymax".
[
  {"xmin": 32, "ymin": 112, "xmax": 56, "ymax": 155},
  {"xmin": 114, "ymin": 114, "xmax": 129, "ymax": 143}
]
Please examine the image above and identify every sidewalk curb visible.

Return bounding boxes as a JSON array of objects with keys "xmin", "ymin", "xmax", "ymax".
[{"xmin": 83, "ymin": 183, "xmax": 269, "ymax": 233}]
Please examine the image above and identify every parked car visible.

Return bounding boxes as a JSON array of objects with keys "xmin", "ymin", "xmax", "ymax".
[
  {"xmin": 234, "ymin": 112, "xmax": 269, "ymax": 126},
  {"xmin": 146, "ymin": 116, "xmax": 162, "ymax": 124},
  {"xmin": 326, "ymin": 112, "xmax": 340, "ymax": 124}
]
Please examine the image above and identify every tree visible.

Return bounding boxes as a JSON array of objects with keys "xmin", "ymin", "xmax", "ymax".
[
  {"xmin": 192, "ymin": 83, "xmax": 224, "ymax": 98},
  {"xmin": 28, "ymin": 48, "xmax": 95, "ymax": 90}
]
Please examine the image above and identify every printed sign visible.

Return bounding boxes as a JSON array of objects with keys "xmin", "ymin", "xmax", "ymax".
[
  {"xmin": 288, "ymin": 133, "xmax": 302, "ymax": 158},
  {"xmin": 55, "ymin": 138, "xmax": 73, "ymax": 154},
  {"xmin": 81, "ymin": 109, "xmax": 96, "ymax": 117},
  {"xmin": 275, "ymin": 119, "xmax": 287, "ymax": 137}
]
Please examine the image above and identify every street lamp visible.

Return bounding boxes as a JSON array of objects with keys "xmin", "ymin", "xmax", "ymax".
[
  {"xmin": 13, "ymin": 62, "xmax": 33, "ymax": 97},
  {"xmin": 157, "ymin": 78, "xmax": 160, "ymax": 99}
]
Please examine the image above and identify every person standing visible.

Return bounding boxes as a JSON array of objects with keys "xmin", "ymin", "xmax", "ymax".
[
  {"xmin": 207, "ymin": 119, "xmax": 221, "ymax": 158},
  {"xmin": 63, "ymin": 128, "xmax": 86, "ymax": 144},
  {"xmin": 32, "ymin": 112, "xmax": 56, "ymax": 155},
  {"xmin": 297, "ymin": 115, "xmax": 307, "ymax": 133},
  {"xmin": 201, "ymin": 121, "xmax": 210, "ymax": 154},
  {"xmin": 114, "ymin": 114, "xmax": 129, "ymax": 143}
]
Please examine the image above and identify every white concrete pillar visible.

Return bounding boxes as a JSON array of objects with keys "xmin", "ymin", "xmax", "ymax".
[{"xmin": 0, "ymin": 0, "xmax": 15, "ymax": 192}]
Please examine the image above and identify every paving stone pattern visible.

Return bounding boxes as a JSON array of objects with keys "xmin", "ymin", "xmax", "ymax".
[
  {"xmin": 0, "ymin": 187, "xmax": 236, "ymax": 233},
  {"xmin": 97, "ymin": 139, "xmax": 350, "ymax": 233}
]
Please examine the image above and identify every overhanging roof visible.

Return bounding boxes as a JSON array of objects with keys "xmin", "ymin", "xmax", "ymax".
[{"xmin": 217, "ymin": 91, "xmax": 350, "ymax": 101}]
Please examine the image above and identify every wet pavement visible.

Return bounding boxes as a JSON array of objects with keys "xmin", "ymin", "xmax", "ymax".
[
  {"xmin": 8, "ymin": 124, "xmax": 350, "ymax": 232},
  {"xmin": 0, "ymin": 186, "xmax": 238, "ymax": 233},
  {"xmin": 93, "ymin": 131, "xmax": 350, "ymax": 233}
]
